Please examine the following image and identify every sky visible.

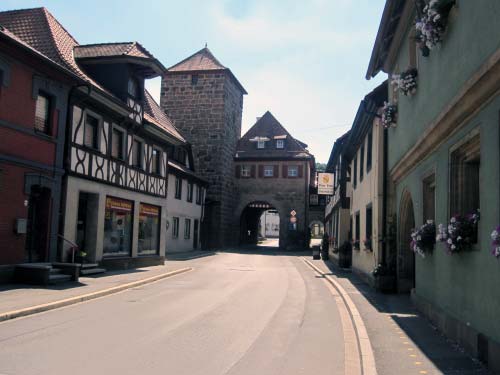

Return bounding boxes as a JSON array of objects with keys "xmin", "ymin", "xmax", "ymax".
[{"xmin": 0, "ymin": 0, "xmax": 386, "ymax": 163}]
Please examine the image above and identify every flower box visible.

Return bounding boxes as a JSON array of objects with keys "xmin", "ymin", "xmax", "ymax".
[
  {"xmin": 411, "ymin": 220, "xmax": 436, "ymax": 258},
  {"xmin": 437, "ymin": 211, "xmax": 479, "ymax": 254}
]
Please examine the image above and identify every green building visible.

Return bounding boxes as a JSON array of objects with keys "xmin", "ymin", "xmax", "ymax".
[{"xmin": 367, "ymin": 1, "xmax": 500, "ymax": 371}]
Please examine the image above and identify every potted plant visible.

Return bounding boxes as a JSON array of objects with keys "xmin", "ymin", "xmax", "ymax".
[
  {"xmin": 415, "ymin": 0, "xmax": 456, "ymax": 56},
  {"xmin": 490, "ymin": 226, "xmax": 500, "ymax": 258},
  {"xmin": 381, "ymin": 102, "xmax": 397, "ymax": 128},
  {"xmin": 437, "ymin": 211, "xmax": 480, "ymax": 254},
  {"xmin": 363, "ymin": 237, "xmax": 372, "ymax": 251},
  {"xmin": 75, "ymin": 250, "xmax": 87, "ymax": 264},
  {"xmin": 411, "ymin": 220, "xmax": 436, "ymax": 258},
  {"xmin": 391, "ymin": 68, "xmax": 418, "ymax": 96},
  {"xmin": 372, "ymin": 263, "xmax": 396, "ymax": 293}
]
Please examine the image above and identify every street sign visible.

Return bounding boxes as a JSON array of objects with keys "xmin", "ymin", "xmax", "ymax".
[
  {"xmin": 290, "ymin": 210, "xmax": 296, "ymax": 217},
  {"xmin": 290, "ymin": 217, "xmax": 297, "ymax": 223},
  {"xmin": 318, "ymin": 173, "xmax": 334, "ymax": 195}
]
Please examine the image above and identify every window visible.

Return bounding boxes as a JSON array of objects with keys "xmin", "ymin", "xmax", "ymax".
[
  {"xmin": 353, "ymin": 156, "xmax": 358, "ymax": 188},
  {"xmin": 257, "ymin": 140, "xmax": 265, "ymax": 149},
  {"xmin": 152, "ymin": 149, "xmax": 161, "ymax": 175},
  {"xmin": 355, "ymin": 212, "xmax": 360, "ymax": 242},
  {"xmin": 172, "ymin": 217, "xmax": 179, "ymax": 239},
  {"xmin": 35, "ymin": 93, "xmax": 51, "ymax": 134},
  {"xmin": 367, "ymin": 131, "xmax": 373, "ymax": 172},
  {"xmin": 103, "ymin": 197, "xmax": 133, "ymax": 256},
  {"xmin": 276, "ymin": 139, "xmax": 284, "ymax": 149},
  {"xmin": 132, "ymin": 139, "xmax": 143, "ymax": 168},
  {"xmin": 423, "ymin": 174, "xmax": 436, "ymax": 222},
  {"xmin": 187, "ymin": 182, "xmax": 193, "ymax": 202},
  {"xmin": 409, "ymin": 29, "xmax": 418, "ymax": 68},
  {"xmin": 196, "ymin": 185, "xmax": 203, "ymax": 205},
  {"xmin": 288, "ymin": 166, "xmax": 298, "ymax": 177},
  {"xmin": 191, "ymin": 74, "xmax": 198, "ymax": 85},
  {"xmin": 264, "ymin": 165, "xmax": 274, "ymax": 177},
  {"xmin": 84, "ymin": 114, "xmax": 99, "ymax": 149},
  {"xmin": 366, "ymin": 205, "xmax": 373, "ymax": 241},
  {"xmin": 184, "ymin": 219, "xmax": 191, "ymax": 239},
  {"xmin": 450, "ymin": 134, "xmax": 480, "ymax": 216},
  {"xmin": 128, "ymin": 78, "xmax": 138, "ymax": 98},
  {"xmin": 241, "ymin": 165, "xmax": 251, "ymax": 177},
  {"xmin": 138, "ymin": 203, "xmax": 160, "ymax": 255},
  {"xmin": 111, "ymin": 129, "xmax": 124, "ymax": 159},
  {"xmin": 360, "ymin": 145, "xmax": 364, "ymax": 182},
  {"xmin": 175, "ymin": 177, "xmax": 182, "ymax": 199}
]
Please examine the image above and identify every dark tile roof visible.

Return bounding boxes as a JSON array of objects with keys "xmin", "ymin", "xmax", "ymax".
[
  {"xmin": 74, "ymin": 42, "xmax": 153, "ymax": 59},
  {"xmin": 143, "ymin": 89, "xmax": 185, "ymax": 142},
  {"xmin": 235, "ymin": 111, "xmax": 312, "ymax": 160},
  {"xmin": 168, "ymin": 47, "xmax": 225, "ymax": 72}
]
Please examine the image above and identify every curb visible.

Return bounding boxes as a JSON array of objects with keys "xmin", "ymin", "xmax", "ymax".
[
  {"xmin": 166, "ymin": 252, "xmax": 216, "ymax": 261},
  {"xmin": 303, "ymin": 258, "xmax": 377, "ymax": 375},
  {"xmin": 0, "ymin": 267, "xmax": 193, "ymax": 323}
]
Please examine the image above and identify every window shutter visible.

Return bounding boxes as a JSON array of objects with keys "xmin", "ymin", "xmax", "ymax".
[
  {"xmin": 251, "ymin": 165, "xmax": 256, "ymax": 178},
  {"xmin": 282, "ymin": 165, "xmax": 288, "ymax": 178},
  {"xmin": 235, "ymin": 165, "xmax": 241, "ymax": 178},
  {"xmin": 274, "ymin": 165, "xmax": 279, "ymax": 178},
  {"xmin": 258, "ymin": 165, "xmax": 264, "ymax": 178},
  {"xmin": 298, "ymin": 165, "xmax": 303, "ymax": 178}
]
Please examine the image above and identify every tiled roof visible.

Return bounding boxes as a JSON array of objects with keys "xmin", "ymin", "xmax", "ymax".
[
  {"xmin": 74, "ymin": 42, "xmax": 154, "ymax": 60},
  {"xmin": 143, "ymin": 89, "xmax": 185, "ymax": 142},
  {"xmin": 168, "ymin": 47, "xmax": 225, "ymax": 72},
  {"xmin": 235, "ymin": 111, "xmax": 312, "ymax": 159}
]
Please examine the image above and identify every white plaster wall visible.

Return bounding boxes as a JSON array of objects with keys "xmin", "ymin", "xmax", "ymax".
[
  {"xmin": 63, "ymin": 176, "xmax": 168, "ymax": 262},
  {"xmin": 165, "ymin": 173, "xmax": 203, "ymax": 253},
  {"xmin": 350, "ymin": 119, "xmax": 384, "ymax": 277}
]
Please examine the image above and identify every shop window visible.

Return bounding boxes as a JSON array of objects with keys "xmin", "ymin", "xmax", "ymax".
[
  {"xmin": 450, "ymin": 134, "xmax": 480, "ymax": 216},
  {"xmin": 187, "ymin": 182, "xmax": 193, "ymax": 202},
  {"xmin": 175, "ymin": 176, "xmax": 182, "ymax": 199},
  {"xmin": 84, "ymin": 114, "xmax": 99, "ymax": 149},
  {"xmin": 360, "ymin": 144, "xmax": 365, "ymax": 182},
  {"xmin": 367, "ymin": 130, "xmax": 373, "ymax": 172},
  {"xmin": 103, "ymin": 197, "xmax": 133, "ymax": 256},
  {"xmin": 35, "ymin": 92, "xmax": 51, "ymax": 134},
  {"xmin": 184, "ymin": 218, "xmax": 191, "ymax": 239},
  {"xmin": 138, "ymin": 203, "xmax": 160, "ymax": 255},
  {"xmin": 288, "ymin": 166, "xmax": 298, "ymax": 177},
  {"xmin": 276, "ymin": 139, "xmax": 284, "ymax": 149},
  {"xmin": 152, "ymin": 148, "xmax": 161, "ymax": 175},
  {"xmin": 196, "ymin": 185, "xmax": 203, "ymax": 205},
  {"xmin": 132, "ymin": 139, "xmax": 143, "ymax": 168},
  {"xmin": 423, "ymin": 174, "xmax": 436, "ymax": 222},
  {"xmin": 111, "ymin": 128, "xmax": 124, "ymax": 159},
  {"xmin": 172, "ymin": 217, "xmax": 179, "ymax": 239},
  {"xmin": 353, "ymin": 155, "xmax": 358, "ymax": 188},
  {"xmin": 264, "ymin": 165, "xmax": 274, "ymax": 177}
]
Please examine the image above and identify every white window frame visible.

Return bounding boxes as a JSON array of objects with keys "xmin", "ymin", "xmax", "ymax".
[
  {"xmin": 241, "ymin": 165, "xmax": 251, "ymax": 177},
  {"xmin": 111, "ymin": 125, "xmax": 126, "ymax": 160},
  {"xmin": 172, "ymin": 217, "xmax": 179, "ymax": 239},
  {"xmin": 132, "ymin": 137, "xmax": 144, "ymax": 169},
  {"xmin": 276, "ymin": 139, "xmax": 284, "ymax": 149},
  {"xmin": 288, "ymin": 166, "xmax": 299, "ymax": 177},
  {"xmin": 257, "ymin": 140, "xmax": 265, "ymax": 149},
  {"xmin": 264, "ymin": 165, "xmax": 274, "ymax": 177},
  {"xmin": 184, "ymin": 218, "xmax": 191, "ymax": 239},
  {"xmin": 83, "ymin": 110, "xmax": 101, "ymax": 150}
]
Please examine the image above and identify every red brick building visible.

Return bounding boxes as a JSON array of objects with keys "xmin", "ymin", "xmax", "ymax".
[{"xmin": 0, "ymin": 10, "xmax": 80, "ymax": 279}]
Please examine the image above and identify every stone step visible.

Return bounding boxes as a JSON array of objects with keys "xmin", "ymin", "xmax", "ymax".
[
  {"xmin": 49, "ymin": 267, "xmax": 62, "ymax": 274},
  {"xmin": 48, "ymin": 273, "xmax": 72, "ymax": 284},
  {"xmin": 80, "ymin": 263, "xmax": 99, "ymax": 269},
  {"xmin": 80, "ymin": 267, "xmax": 106, "ymax": 276}
]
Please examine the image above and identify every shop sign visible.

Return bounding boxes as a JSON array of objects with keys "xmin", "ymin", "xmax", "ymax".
[
  {"xmin": 106, "ymin": 197, "xmax": 133, "ymax": 212},
  {"xmin": 318, "ymin": 173, "xmax": 334, "ymax": 195},
  {"xmin": 140, "ymin": 203, "xmax": 160, "ymax": 217}
]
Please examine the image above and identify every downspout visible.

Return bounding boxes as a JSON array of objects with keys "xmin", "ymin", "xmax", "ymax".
[{"xmin": 382, "ymin": 126, "xmax": 388, "ymax": 267}]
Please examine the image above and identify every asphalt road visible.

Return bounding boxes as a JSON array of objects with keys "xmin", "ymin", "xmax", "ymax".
[{"xmin": 0, "ymin": 251, "xmax": 345, "ymax": 375}]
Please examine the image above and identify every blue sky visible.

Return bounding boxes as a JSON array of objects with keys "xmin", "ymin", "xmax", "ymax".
[{"xmin": 1, "ymin": 0, "xmax": 386, "ymax": 162}]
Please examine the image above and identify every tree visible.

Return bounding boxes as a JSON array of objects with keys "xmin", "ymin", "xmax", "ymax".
[{"xmin": 315, "ymin": 162, "xmax": 327, "ymax": 172}]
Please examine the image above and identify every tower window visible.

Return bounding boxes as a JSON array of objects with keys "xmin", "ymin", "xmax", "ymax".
[
  {"xmin": 191, "ymin": 74, "xmax": 199, "ymax": 85},
  {"xmin": 128, "ymin": 78, "xmax": 139, "ymax": 98}
]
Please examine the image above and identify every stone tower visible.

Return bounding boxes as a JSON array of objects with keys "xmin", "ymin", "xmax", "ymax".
[{"xmin": 160, "ymin": 48, "xmax": 247, "ymax": 248}]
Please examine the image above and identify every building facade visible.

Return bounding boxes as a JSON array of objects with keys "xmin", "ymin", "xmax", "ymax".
[
  {"xmin": 161, "ymin": 48, "xmax": 247, "ymax": 249},
  {"xmin": 234, "ymin": 112, "xmax": 315, "ymax": 249},
  {"xmin": 0, "ymin": 10, "xmax": 78, "ymax": 280},
  {"xmin": 367, "ymin": 1, "xmax": 500, "ymax": 370}
]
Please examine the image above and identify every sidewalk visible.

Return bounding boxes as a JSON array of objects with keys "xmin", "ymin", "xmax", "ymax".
[
  {"xmin": 0, "ymin": 260, "xmax": 201, "ymax": 317},
  {"xmin": 309, "ymin": 258, "xmax": 490, "ymax": 375}
]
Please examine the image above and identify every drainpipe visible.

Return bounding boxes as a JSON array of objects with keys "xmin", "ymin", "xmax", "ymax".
[{"xmin": 382, "ymin": 126, "xmax": 388, "ymax": 267}]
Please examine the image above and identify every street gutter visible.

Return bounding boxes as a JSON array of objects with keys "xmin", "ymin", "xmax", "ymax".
[{"xmin": 0, "ymin": 267, "xmax": 193, "ymax": 323}]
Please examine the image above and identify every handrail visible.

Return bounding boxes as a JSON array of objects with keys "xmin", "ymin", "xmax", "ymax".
[{"xmin": 58, "ymin": 234, "xmax": 79, "ymax": 263}]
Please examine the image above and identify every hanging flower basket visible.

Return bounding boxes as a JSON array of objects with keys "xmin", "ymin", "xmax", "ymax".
[
  {"xmin": 392, "ymin": 68, "xmax": 418, "ymax": 96},
  {"xmin": 410, "ymin": 220, "xmax": 436, "ymax": 258},
  {"xmin": 491, "ymin": 226, "xmax": 500, "ymax": 258},
  {"xmin": 363, "ymin": 238, "xmax": 372, "ymax": 252},
  {"xmin": 415, "ymin": 0, "xmax": 456, "ymax": 56},
  {"xmin": 381, "ymin": 102, "xmax": 397, "ymax": 128},
  {"xmin": 437, "ymin": 211, "xmax": 480, "ymax": 254},
  {"xmin": 352, "ymin": 239, "xmax": 360, "ymax": 251}
]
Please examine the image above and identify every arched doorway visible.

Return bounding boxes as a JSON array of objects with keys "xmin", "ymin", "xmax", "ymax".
[
  {"xmin": 240, "ymin": 201, "xmax": 280, "ymax": 247},
  {"xmin": 398, "ymin": 190, "xmax": 416, "ymax": 293},
  {"xmin": 309, "ymin": 220, "xmax": 324, "ymax": 239}
]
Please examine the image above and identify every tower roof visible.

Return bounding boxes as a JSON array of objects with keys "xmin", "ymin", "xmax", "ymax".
[{"xmin": 167, "ymin": 47, "xmax": 247, "ymax": 94}]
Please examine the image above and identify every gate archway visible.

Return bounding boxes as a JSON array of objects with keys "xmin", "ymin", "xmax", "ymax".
[
  {"xmin": 239, "ymin": 201, "xmax": 280, "ymax": 246},
  {"xmin": 398, "ymin": 190, "xmax": 416, "ymax": 292}
]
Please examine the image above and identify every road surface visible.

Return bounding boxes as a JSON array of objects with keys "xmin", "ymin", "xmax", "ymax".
[{"xmin": 0, "ymin": 251, "xmax": 345, "ymax": 375}]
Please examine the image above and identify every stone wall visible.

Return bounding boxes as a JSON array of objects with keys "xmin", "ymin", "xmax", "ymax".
[{"xmin": 161, "ymin": 71, "xmax": 244, "ymax": 248}]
